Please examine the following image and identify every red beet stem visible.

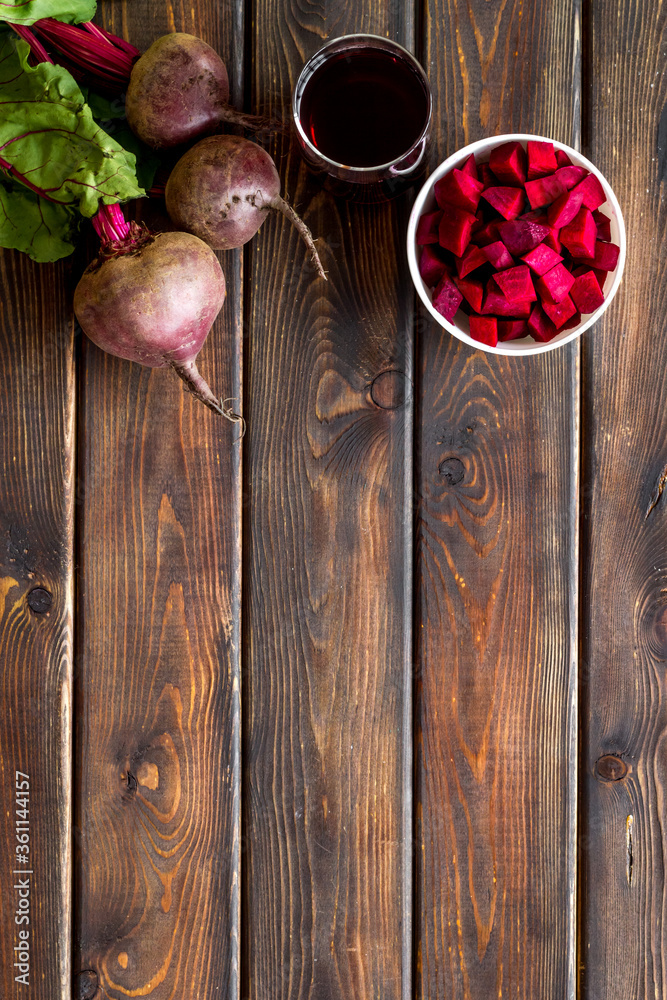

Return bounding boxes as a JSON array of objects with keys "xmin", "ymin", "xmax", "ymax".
[
  {"xmin": 9, "ymin": 23, "xmax": 54, "ymax": 63},
  {"xmin": 168, "ymin": 359, "xmax": 245, "ymax": 430},
  {"xmin": 269, "ymin": 195, "xmax": 327, "ymax": 280},
  {"xmin": 91, "ymin": 204, "xmax": 156, "ymax": 262},
  {"xmin": 92, "ymin": 202, "xmax": 132, "ymax": 243},
  {"xmin": 30, "ymin": 18, "xmax": 138, "ymax": 92},
  {"xmin": 81, "ymin": 20, "xmax": 140, "ymax": 59}
]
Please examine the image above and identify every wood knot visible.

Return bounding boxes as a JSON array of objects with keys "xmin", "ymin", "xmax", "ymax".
[
  {"xmin": 27, "ymin": 587, "xmax": 52, "ymax": 614},
  {"xmin": 439, "ymin": 456, "xmax": 465, "ymax": 486},
  {"xmin": 137, "ymin": 761, "xmax": 159, "ymax": 790},
  {"xmin": 122, "ymin": 770, "xmax": 137, "ymax": 800},
  {"xmin": 370, "ymin": 370, "xmax": 407, "ymax": 410},
  {"xmin": 74, "ymin": 970, "xmax": 99, "ymax": 1000},
  {"xmin": 594, "ymin": 754, "xmax": 628, "ymax": 782}
]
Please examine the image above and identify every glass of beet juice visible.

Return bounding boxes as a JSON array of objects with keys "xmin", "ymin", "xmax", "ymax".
[{"xmin": 293, "ymin": 35, "xmax": 432, "ymax": 200}]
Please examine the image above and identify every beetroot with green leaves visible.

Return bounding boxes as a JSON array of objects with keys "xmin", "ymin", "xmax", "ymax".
[{"xmin": 18, "ymin": 22, "xmax": 279, "ymax": 146}]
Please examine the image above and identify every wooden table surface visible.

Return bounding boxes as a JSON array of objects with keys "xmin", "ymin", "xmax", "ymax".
[{"xmin": 0, "ymin": 0, "xmax": 664, "ymax": 997}]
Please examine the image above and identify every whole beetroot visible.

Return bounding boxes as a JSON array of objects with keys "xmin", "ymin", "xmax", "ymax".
[
  {"xmin": 165, "ymin": 134, "xmax": 326, "ymax": 279},
  {"xmin": 126, "ymin": 33, "xmax": 278, "ymax": 149},
  {"xmin": 74, "ymin": 206, "xmax": 242, "ymax": 425}
]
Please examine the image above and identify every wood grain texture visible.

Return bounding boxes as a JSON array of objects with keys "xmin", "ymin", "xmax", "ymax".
[
  {"xmin": 73, "ymin": 3, "xmax": 244, "ymax": 997},
  {"xmin": 244, "ymin": 4, "xmax": 414, "ymax": 998},
  {"xmin": 415, "ymin": 3, "xmax": 580, "ymax": 997},
  {"xmin": 579, "ymin": 2, "xmax": 667, "ymax": 995},
  {"xmin": 0, "ymin": 254, "xmax": 75, "ymax": 999}
]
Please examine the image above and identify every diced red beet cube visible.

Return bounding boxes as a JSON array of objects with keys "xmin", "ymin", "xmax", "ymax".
[
  {"xmin": 469, "ymin": 315, "xmax": 498, "ymax": 346},
  {"xmin": 432, "ymin": 270, "xmax": 464, "ymax": 320},
  {"xmin": 522, "ymin": 243, "xmax": 563, "ymax": 276},
  {"xmin": 416, "ymin": 209, "xmax": 443, "ymax": 245},
  {"xmin": 562, "ymin": 310, "xmax": 582, "ymax": 330},
  {"xmin": 573, "ymin": 172, "xmax": 606, "ymax": 211},
  {"xmin": 547, "ymin": 187, "xmax": 584, "ymax": 228},
  {"xmin": 520, "ymin": 212, "xmax": 561, "ymax": 253},
  {"xmin": 454, "ymin": 275, "xmax": 484, "ymax": 313},
  {"xmin": 480, "ymin": 281, "xmax": 506, "ymax": 314},
  {"xmin": 554, "ymin": 165, "xmax": 588, "ymax": 190},
  {"xmin": 570, "ymin": 270, "xmax": 605, "ymax": 313},
  {"xmin": 543, "ymin": 225, "xmax": 561, "ymax": 253},
  {"xmin": 528, "ymin": 303, "xmax": 559, "ymax": 342},
  {"xmin": 456, "ymin": 243, "xmax": 488, "ymax": 278},
  {"xmin": 519, "ymin": 209, "xmax": 548, "ymax": 222},
  {"xmin": 474, "ymin": 221, "xmax": 500, "ymax": 247},
  {"xmin": 489, "ymin": 141, "xmax": 527, "ymax": 185},
  {"xmin": 435, "ymin": 168, "xmax": 485, "ymax": 213},
  {"xmin": 438, "ymin": 206, "xmax": 477, "ymax": 256},
  {"xmin": 498, "ymin": 319, "xmax": 528, "ymax": 341},
  {"xmin": 572, "ymin": 264, "xmax": 608, "ymax": 289},
  {"xmin": 497, "ymin": 219, "xmax": 550, "ymax": 255},
  {"xmin": 419, "ymin": 245, "xmax": 448, "ymax": 286},
  {"xmin": 483, "ymin": 240, "xmax": 514, "ymax": 270},
  {"xmin": 555, "ymin": 149, "xmax": 572, "ymax": 167},
  {"xmin": 472, "ymin": 209, "xmax": 485, "ymax": 233},
  {"xmin": 494, "ymin": 264, "xmax": 537, "ymax": 304},
  {"xmin": 524, "ymin": 173, "xmax": 568, "ymax": 209},
  {"xmin": 481, "ymin": 279, "xmax": 532, "ymax": 317},
  {"xmin": 573, "ymin": 240, "xmax": 620, "ymax": 271},
  {"xmin": 460, "ymin": 154, "xmax": 478, "ymax": 180},
  {"xmin": 527, "ymin": 141, "xmax": 557, "ymax": 180},
  {"xmin": 542, "ymin": 294, "xmax": 577, "ymax": 329},
  {"xmin": 480, "ymin": 162, "xmax": 496, "ymax": 188},
  {"xmin": 560, "ymin": 206, "xmax": 597, "ymax": 258},
  {"xmin": 482, "ymin": 186, "xmax": 525, "ymax": 220},
  {"xmin": 535, "ymin": 262, "xmax": 575, "ymax": 304},
  {"xmin": 593, "ymin": 209, "xmax": 612, "ymax": 241}
]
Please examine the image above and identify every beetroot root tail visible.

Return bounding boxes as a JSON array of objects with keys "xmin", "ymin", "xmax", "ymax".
[
  {"xmin": 218, "ymin": 105, "xmax": 285, "ymax": 134},
  {"xmin": 169, "ymin": 358, "xmax": 245, "ymax": 435},
  {"xmin": 271, "ymin": 195, "xmax": 327, "ymax": 281}
]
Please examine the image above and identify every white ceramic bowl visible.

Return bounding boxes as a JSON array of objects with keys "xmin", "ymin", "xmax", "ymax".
[{"xmin": 407, "ymin": 133, "xmax": 626, "ymax": 355}]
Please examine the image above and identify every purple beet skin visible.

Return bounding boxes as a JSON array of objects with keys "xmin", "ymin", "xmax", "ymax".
[
  {"xmin": 126, "ymin": 33, "xmax": 278, "ymax": 148},
  {"xmin": 74, "ymin": 221, "xmax": 242, "ymax": 425},
  {"xmin": 165, "ymin": 134, "xmax": 327, "ymax": 278}
]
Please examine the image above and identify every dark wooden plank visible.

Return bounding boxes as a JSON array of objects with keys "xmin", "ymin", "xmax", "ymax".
[
  {"xmin": 0, "ymin": 255, "xmax": 74, "ymax": 999},
  {"xmin": 579, "ymin": 2, "xmax": 667, "ymax": 995},
  {"xmin": 415, "ymin": 3, "xmax": 580, "ymax": 997},
  {"xmin": 73, "ymin": 5, "xmax": 244, "ymax": 998},
  {"xmin": 244, "ymin": 5, "xmax": 415, "ymax": 998}
]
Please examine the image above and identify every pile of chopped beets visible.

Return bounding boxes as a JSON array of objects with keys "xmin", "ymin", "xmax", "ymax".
[{"xmin": 416, "ymin": 140, "xmax": 619, "ymax": 347}]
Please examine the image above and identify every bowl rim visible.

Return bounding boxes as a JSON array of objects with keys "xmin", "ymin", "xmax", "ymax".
[{"xmin": 407, "ymin": 133, "xmax": 627, "ymax": 356}]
